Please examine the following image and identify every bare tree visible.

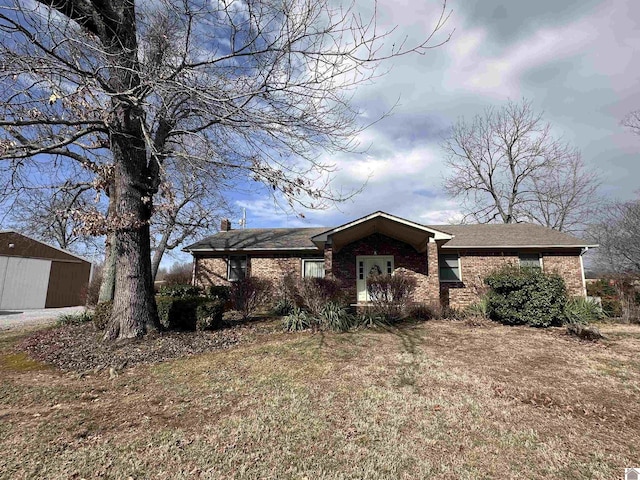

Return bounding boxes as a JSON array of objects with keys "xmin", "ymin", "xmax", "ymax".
[
  {"xmin": 150, "ymin": 162, "xmax": 231, "ymax": 281},
  {"xmin": 623, "ymin": 110, "xmax": 640, "ymax": 136},
  {"xmin": 0, "ymin": 0, "xmax": 451, "ymax": 340},
  {"xmin": 7, "ymin": 183, "xmax": 103, "ymax": 255},
  {"xmin": 590, "ymin": 196, "xmax": 640, "ymax": 274},
  {"xmin": 442, "ymin": 99, "xmax": 600, "ymax": 233}
]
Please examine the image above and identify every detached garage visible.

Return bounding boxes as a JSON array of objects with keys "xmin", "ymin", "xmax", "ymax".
[{"xmin": 0, "ymin": 231, "xmax": 92, "ymax": 309}]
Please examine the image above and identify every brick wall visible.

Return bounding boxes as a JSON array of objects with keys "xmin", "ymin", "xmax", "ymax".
[
  {"xmin": 194, "ymin": 256, "xmax": 228, "ymax": 287},
  {"xmin": 542, "ymin": 252, "xmax": 585, "ymax": 297},
  {"xmin": 194, "ymin": 253, "xmax": 322, "ymax": 289},
  {"xmin": 331, "ymin": 233, "xmax": 438, "ymax": 304},
  {"xmin": 441, "ymin": 249, "xmax": 586, "ymax": 309}
]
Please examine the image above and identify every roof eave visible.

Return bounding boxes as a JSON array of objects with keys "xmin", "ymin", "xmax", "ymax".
[
  {"xmin": 440, "ymin": 244, "xmax": 599, "ymax": 249},
  {"xmin": 311, "ymin": 211, "xmax": 453, "ymax": 242}
]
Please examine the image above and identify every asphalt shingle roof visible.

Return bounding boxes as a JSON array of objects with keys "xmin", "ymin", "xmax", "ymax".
[
  {"xmin": 185, "ymin": 221, "xmax": 594, "ymax": 252},
  {"xmin": 184, "ymin": 227, "xmax": 329, "ymax": 251},
  {"xmin": 427, "ymin": 223, "xmax": 594, "ymax": 248}
]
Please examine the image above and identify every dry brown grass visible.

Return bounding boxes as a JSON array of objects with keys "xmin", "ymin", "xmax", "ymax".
[{"xmin": 1, "ymin": 320, "xmax": 639, "ymax": 479}]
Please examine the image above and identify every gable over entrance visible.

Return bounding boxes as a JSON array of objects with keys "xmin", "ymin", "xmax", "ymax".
[{"xmin": 311, "ymin": 211, "xmax": 452, "ymax": 253}]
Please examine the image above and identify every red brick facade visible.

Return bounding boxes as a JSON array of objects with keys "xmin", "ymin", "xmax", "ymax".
[{"xmin": 194, "ymin": 238, "xmax": 586, "ymax": 308}]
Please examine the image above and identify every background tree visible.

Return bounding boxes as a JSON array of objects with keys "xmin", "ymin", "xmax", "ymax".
[
  {"xmin": 590, "ymin": 198, "xmax": 640, "ymax": 275},
  {"xmin": 6, "ymin": 183, "xmax": 103, "ymax": 256},
  {"xmin": 0, "ymin": 0, "xmax": 450, "ymax": 340},
  {"xmin": 442, "ymin": 99, "xmax": 600, "ymax": 233}
]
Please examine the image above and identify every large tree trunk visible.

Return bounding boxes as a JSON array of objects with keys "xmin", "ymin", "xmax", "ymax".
[
  {"xmin": 100, "ymin": 0, "xmax": 160, "ymax": 340},
  {"xmin": 98, "ymin": 194, "xmax": 117, "ymax": 303},
  {"xmin": 151, "ymin": 228, "xmax": 172, "ymax": 282},
  {"xmin": 103, "ymin": 134, "xmax": 160, "ymax": 340},
  {"xmin": 98, "ymin": 231, "xmax": 116, "ymax": 303}
]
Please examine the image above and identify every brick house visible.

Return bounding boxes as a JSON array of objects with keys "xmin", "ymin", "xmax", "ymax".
[{"xmin": 184, "ymin": 211, "xmax": 596, "ymax": 309}]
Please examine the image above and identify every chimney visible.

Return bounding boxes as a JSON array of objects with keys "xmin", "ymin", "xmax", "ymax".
[{"xmin": 220, "ymin": 218, "xmax": 232, "ymax": 232}]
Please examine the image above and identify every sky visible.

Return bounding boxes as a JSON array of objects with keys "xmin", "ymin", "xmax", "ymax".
[{"xmin": 228, "ymin": 0, "xmax": 640, "ymax": 233}]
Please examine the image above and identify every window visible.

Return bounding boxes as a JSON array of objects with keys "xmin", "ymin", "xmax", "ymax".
[
  {"xmin": 439, "ymin": 254, "xmax": 461, "ymax": 282},
  {"xmin": 303, "ymin": 259, "xmax": 325, "ymax": 278},
  {"xmin": 228, "ymin": 255, "xmax": 247, "ymax": 281},
  {"xmin": 519, "ymin": 253, "xmax": 541, "ymax": 270}
]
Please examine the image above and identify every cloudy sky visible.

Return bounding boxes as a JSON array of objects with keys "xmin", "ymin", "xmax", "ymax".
[{"xmin": 231, "ymin": 0, "xmax": 640, "ymax": 231}]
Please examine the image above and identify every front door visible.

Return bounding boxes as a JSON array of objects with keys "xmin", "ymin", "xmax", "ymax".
[{"xmin": 356, "ymin": 256, "xmax": 394, "ymax": 302}]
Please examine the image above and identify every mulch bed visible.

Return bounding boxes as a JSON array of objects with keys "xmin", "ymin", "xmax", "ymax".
[{"xmin": 16, "ymin": 322, "xmax": 274, "ymax": 373}]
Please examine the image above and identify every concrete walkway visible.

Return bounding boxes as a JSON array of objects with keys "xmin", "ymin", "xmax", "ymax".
[{"xmin": 0, "ymin": 306, "xmax": 86, "ymax": 331}]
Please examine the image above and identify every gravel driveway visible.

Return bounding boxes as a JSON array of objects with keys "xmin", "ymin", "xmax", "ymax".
[{"xmin": 0, "ymin": 306, "xmax": 86, "ymax": 331}]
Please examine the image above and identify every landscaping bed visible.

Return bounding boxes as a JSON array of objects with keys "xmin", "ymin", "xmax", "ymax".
[{"xmin": 15, "ymin": 320, "xmax": 279, "ymax": 373}]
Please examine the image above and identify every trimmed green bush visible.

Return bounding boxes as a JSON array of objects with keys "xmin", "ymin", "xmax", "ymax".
[
  {"xmin": 485, "ymin": 265, "xmax": 567, "ymax": 327},
  {"xmin": 156, "ymin": 296, "xmax": 204, "ymax": 330},
  {"xmin": 207, "ymin": 285, "xmax": 231, "ymax": 302},
  {"xmin": 93, "ymin": 301, "xmax": 113, "ymax": 330},
  {"xmin": 196, "ymin": 300, "xmax": 224, "ymax": 331},
  {"xmin": 564, "ymin": 297, "xmax": 605, "ymax": 325},
  {"xmin": 158, "ymin": 284, "xmax": 203, "ymax": 298}
]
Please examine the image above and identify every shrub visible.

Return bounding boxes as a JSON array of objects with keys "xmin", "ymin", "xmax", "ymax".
[
  {"xmin": 366, "ymin": 273, "xmax": 417, "ymax": 321},
  {"xmin": 485, "ymin": 265, "xmax": 567, "ymax": 327},
  {"xmin": 407, "ymin": 303, "xmax": 438, "ymax": 321},
  {"xmin": 318, "ymin": 302, "xmax": 357, "ymax": 332},
  {"xmin": 296, "ymin": 277, "xmax": 344, "ymax": 315},
  {"xmin": 587, "ymin": 279, "xmax": 622, "ymax": 317},
  {"xmin": 196, "ymin": 300, "xmax": 224, "ymax": 331},
  {"xmin": 564, "ymin": 297, "xmax": 605, "ymax": 325},
  {"xmin": 465, "ymin": 297, "xmax": 490, "ymax": 319},
  {"xmin": 93, "ymin": 301, "xmax": 113, "ymax": 330},
  {"xmin": 206, "ymin": 285, "xmax": 231, "ymax": 302},
  {"xmin": 156, "ymin": 296, "xmax": 204, "ymax": 330},
  {"xmin": 283, "ymin": 307, "xmax": 311, "ymax": 332},
  {"xmin": 230, "ymin": 277, "xmax": 272, "ymax": 319},
  {"xmin": 158, "ymin": 284, "xmax": 203, "ymax": 298},
  {"xmin": 86, "ymin": 264, "xmax": 103, "ymax": 306},
  {"xmin": 56, "ymin": 310, "xmax": 93, "ymax": 326},
  {"xmin": 273, "ymin": 298, "xmax": 294, "ymax": 316}
]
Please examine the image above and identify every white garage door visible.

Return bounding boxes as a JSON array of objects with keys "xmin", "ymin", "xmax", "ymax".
[{"xmin": 0, "ymin": 256, "xmax": 52, "ymax": 310}]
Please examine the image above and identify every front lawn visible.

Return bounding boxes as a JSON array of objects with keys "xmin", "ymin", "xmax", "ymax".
[{"xmin": 1, "ymin": 320, "xmax": 639, "ymax": 479}]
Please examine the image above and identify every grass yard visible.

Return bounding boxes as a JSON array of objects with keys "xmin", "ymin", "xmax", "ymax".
[{"xmin": 1, "ymin": 319, "xmax": 639, "ymax": 479}]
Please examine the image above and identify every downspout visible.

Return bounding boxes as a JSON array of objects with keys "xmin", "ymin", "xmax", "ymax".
[{"xmin": 579, "ymin": 247, "xmax": 588, "ymax": 297}]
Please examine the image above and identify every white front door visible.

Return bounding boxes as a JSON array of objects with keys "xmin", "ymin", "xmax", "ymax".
[{"xmin": 356, "ymin": 256, "xmax": 394, "ymax": 302}]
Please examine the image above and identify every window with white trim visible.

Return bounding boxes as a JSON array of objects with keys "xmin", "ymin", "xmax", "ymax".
[
  {"xmin": 519, "ymin": 253, "xmax": 542, "ymax": 270},
  {"xmin": 439, "ymin": 254, "xmax": 461, "ymax": 282},
  {"xmin": 228, "ymin": 255, "xmax": 247, "ymax": 281},
  {"xmin": 302, "ymin": 259, "xmax": 325, "ymax": 278}
]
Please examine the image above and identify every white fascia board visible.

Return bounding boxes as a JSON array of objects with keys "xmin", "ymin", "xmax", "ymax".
[
  {"xmin": 440, "ymin": 244, "xmax": 599, "ymax": 249},
  {"xmin": 311, "ymin": 211, "xmax": 453, "ymax": 242},
  {"xmin": 184, "ymin": 246, "xmax": 321, "ymax": 253}
]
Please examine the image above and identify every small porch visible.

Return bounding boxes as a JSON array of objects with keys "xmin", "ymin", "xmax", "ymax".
[{"xmin": 311, "ymin": 212, "xmax": 452, "ymax": 306}]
